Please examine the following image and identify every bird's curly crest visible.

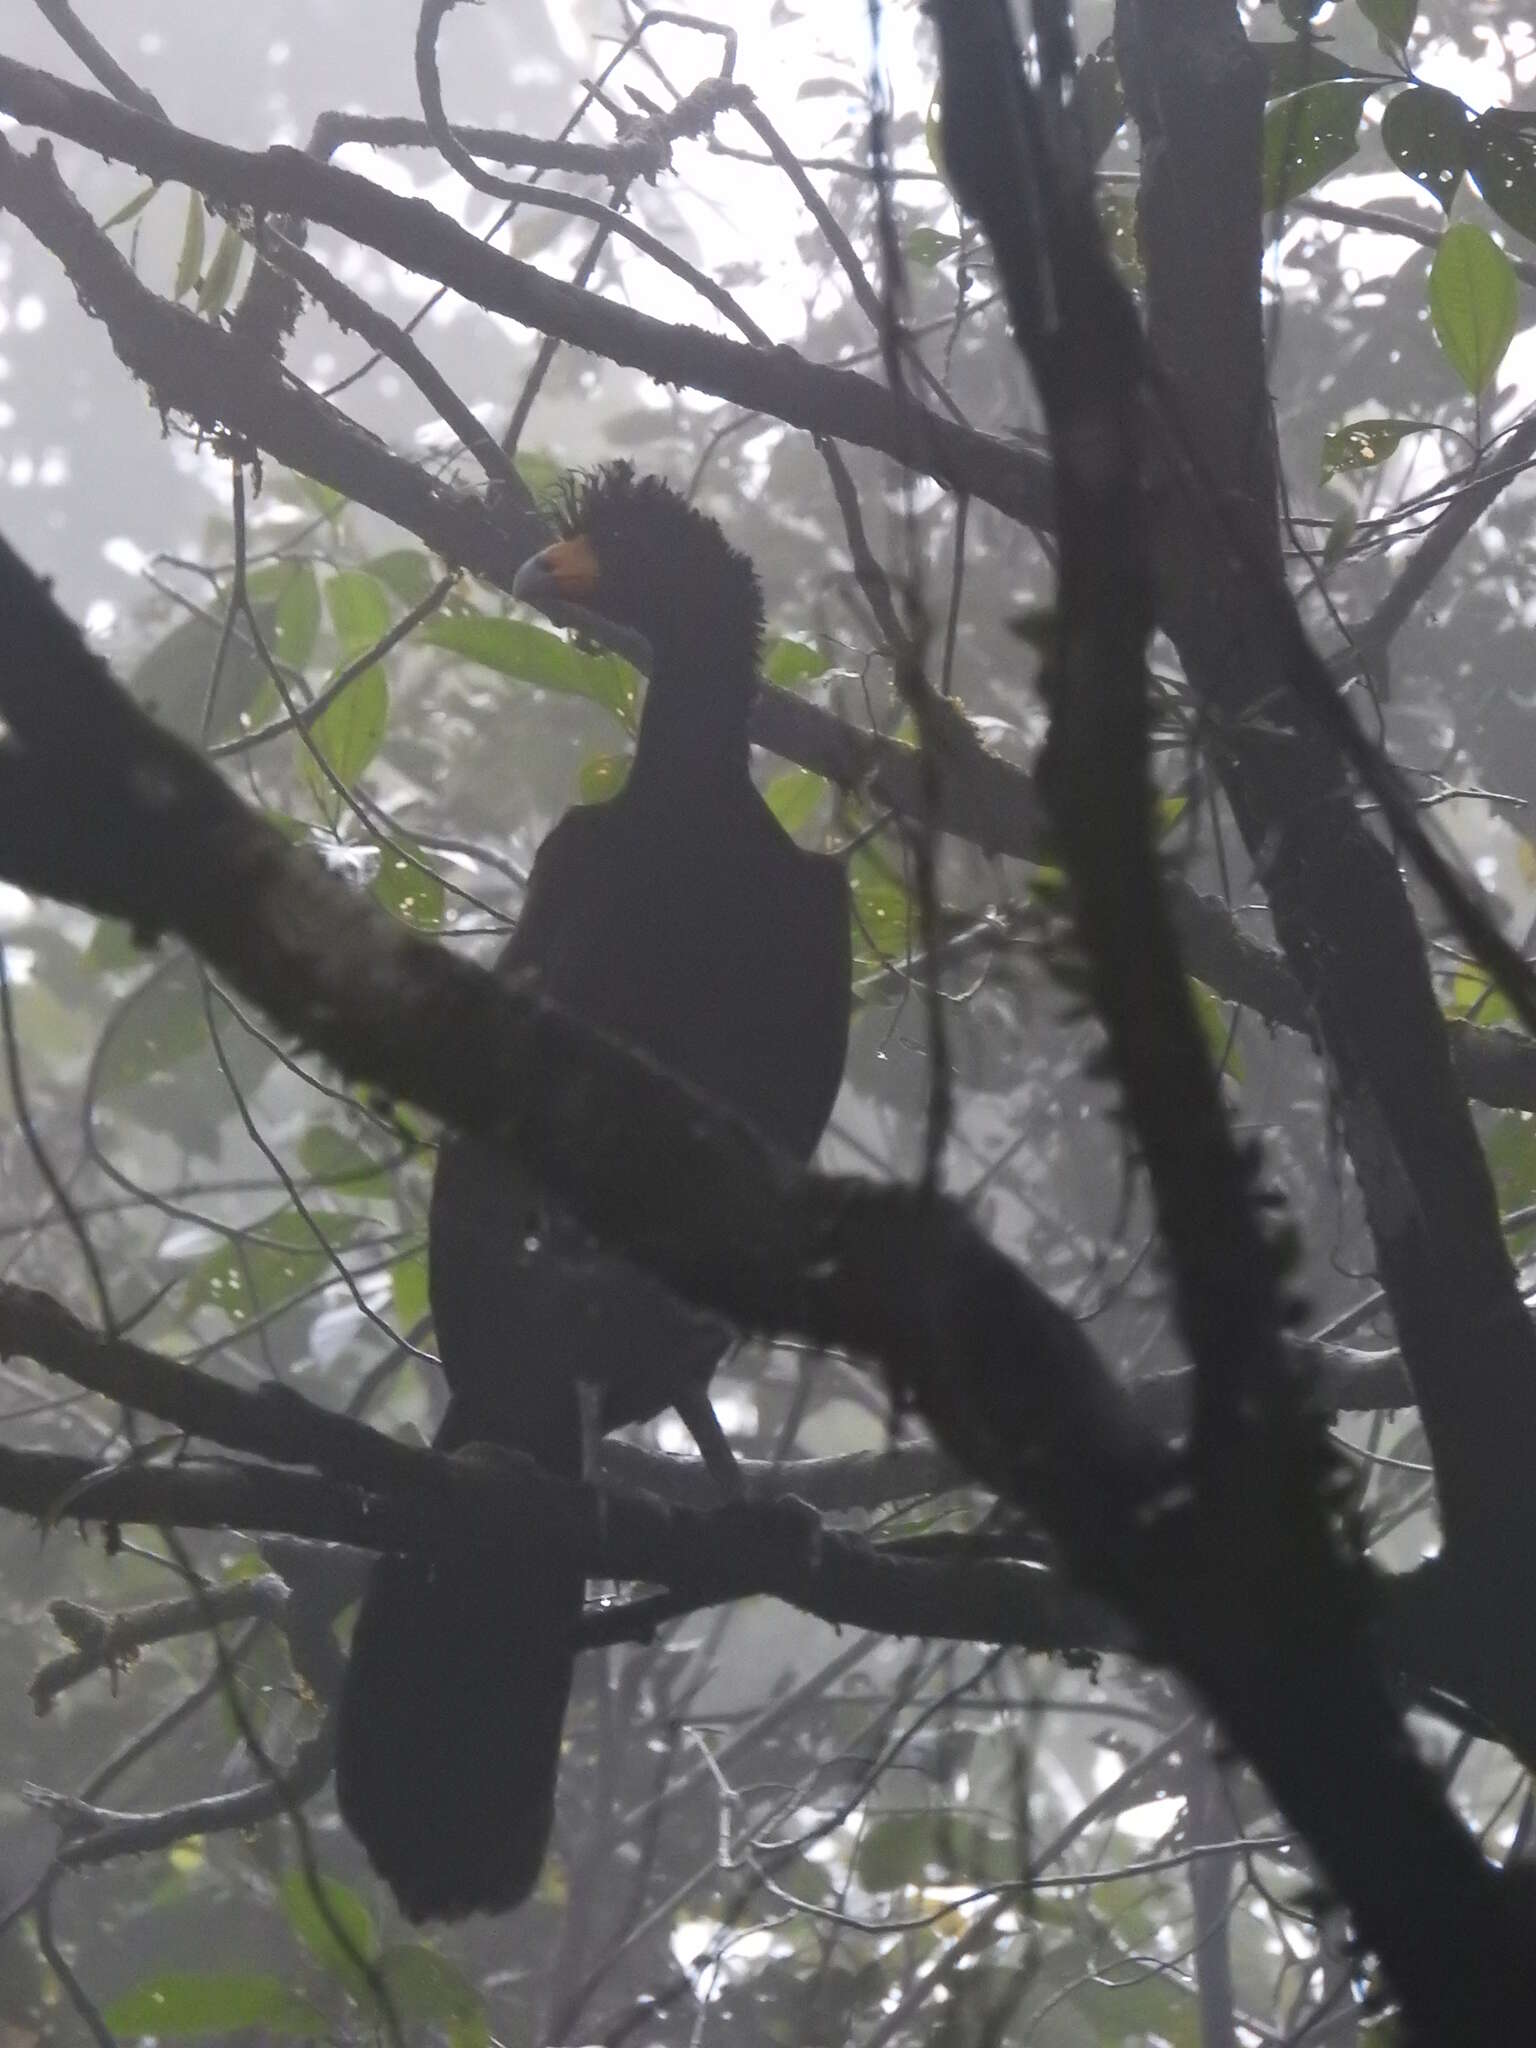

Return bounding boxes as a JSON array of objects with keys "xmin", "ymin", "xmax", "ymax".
[{"xmin": 546, "ymin": 461, "xmax": 764, "ymax": 652}]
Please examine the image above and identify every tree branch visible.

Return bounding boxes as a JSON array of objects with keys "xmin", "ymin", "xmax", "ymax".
[
  {"xmin": 39, "ymin": 1729, "xmax": 334, "ymax": 1869},
  {"xmin": 1120, "ymin": 0, "xmax": 1536, "ymax": 1584},
  {"xmin": 0, "ymin": 58, "xmax": 1050, "ymax": 530},
  {"xmin": 0, "ymin": 1432, "xmax": 1135, "ymax": 1662},
  {"xmin": 28, "ymin": 1578, "xmax": 289, "ymax": 1714},
  {"xmin": 0, "ymin": 31, "xmax": 1531, "ymax": 2010},
  {"xmin": 5, "ymin": 86, "xmax": 1536, "ymax": 1130}
]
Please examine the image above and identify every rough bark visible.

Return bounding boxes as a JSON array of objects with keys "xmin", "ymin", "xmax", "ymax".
[{"xmin": 1119, "ymin": 0, "xmax": 1536, "ymax": 1625}]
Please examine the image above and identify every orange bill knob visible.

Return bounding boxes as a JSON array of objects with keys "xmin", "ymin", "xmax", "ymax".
[{"xmin": 512, "ymin": 534, "xmax": 600, "ymax": 604}]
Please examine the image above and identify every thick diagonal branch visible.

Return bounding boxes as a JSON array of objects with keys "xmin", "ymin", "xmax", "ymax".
[
  {"xmin": 0, "ymin": 510, "xmax": 1532, "ymax": 2029},
  {"xmin": 1118, "ymin": 0, "xmax": 1536, "ymax": 1581},
  {"xmin": 0, "ymin": 59, "xmax": 1049, "ymax": 529}
]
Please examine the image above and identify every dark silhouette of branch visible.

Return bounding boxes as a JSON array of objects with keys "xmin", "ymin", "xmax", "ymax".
[
  {"xmin": 934, "ymin": 0, "xmax": 1297, "ymax": 1464},
  {"xmin": 0, "ymin": 1432, "xmax": 1132, "ymax": 1663},
  {"xmin": 593, "ymin": 1437, "xmax": 965, "ymax": 1507},
  {"xmin": 1121, "ymin": 0, "xmax": 1536, "ymax": 1588},
  {"xmin": 5, "ymin": 71, "xmax": 1536, "ymax": 1131},
  {"xmin": 31, "ymin": 0, "xmax": 165, "ymax": 120},
  {"xmin": 929, "ymin": 2, "xmax": 1536, "ymax": 2035},
  {"xmin": 1362, "ymin": 408, "xmax": 1536, "ymax": 657},
  {"xmin": 0, "ymin": 58, "xmax": 1050, "ymax": 530},
  {"xmin": 0, "ymin": 378, "xmax": 1525, "ymax": 2040},
  {"xmin": 1301, "ymin": 195, "xmax": 1536, "ymax": 287},
  {"xmin": 0, "ymin": 23, "xmax": 1533, "ymax": 2022}
]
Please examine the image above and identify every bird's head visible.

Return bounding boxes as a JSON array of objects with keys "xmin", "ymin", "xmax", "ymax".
[{"xmin": 512, "ymin": 462, "xmax": 764, "ymax": 673}]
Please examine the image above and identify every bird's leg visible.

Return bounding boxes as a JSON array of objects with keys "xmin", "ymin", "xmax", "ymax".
[{"xmin": 673, "ymin": 1387, "xmax": 742, "ymax": 1499}]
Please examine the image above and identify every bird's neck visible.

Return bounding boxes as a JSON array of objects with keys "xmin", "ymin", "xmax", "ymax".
[{"xmin": 629, "ymin": 629, "xmax": 756, "ymax": 793}]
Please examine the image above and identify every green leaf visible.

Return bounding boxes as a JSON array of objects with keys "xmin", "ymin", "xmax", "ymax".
[
  {"xmin": 1470, "ymin": 114, "xmax": 1536, "ymax": 246},
  {"xmin": 1358, "ymin": 0, "xmax": 1415, "ymax": 57},
  {"xmin": 514, "ymin": 449, "xmax": 564, "ymax": 501},
  {"xmin": 1445, "ymin": 964, "xmax": 1516, "ymax": 1028},
  {"xmin": 183, "ymin": 1208, "xmax": 373, "ymax": 1324},
  {"xmin": 1320, "ymin": 417, "xmax": 1434, "ymax": 480},
  {"xmin": 297, "ymin": 1125, "xmax": 394, "ymax": 1198},
  {"xmin": 92, "ymin": 954, "xmax": 276, "ymax": 1153},
  {"xmin": 101, "ymin": 180, "xmax": 159, "ymax": 230},
  {"xmin": 174, "ymin": 192, "xmax": 206, "ymax": 299},
  {"xmin": 1078, "ymin": 1970, "xmax": 1198, "ymax": 2043},
  {"xmin": 1097, "ymin": 186, "xmax": 1143, "ymax": 288},
  {"xmin": 1382, "ymin": 85, "xmax": 1471, "ymax": 211},
  {"xmin": 1254, "ymin": 41, "xmax": 1355, "ymax": 100},
  {"xmin": 907, "ymin": 226, "xmax": 961, "ymax": 269},
  {"xmin": 272, "ymin": 562, "xmax": 321, "ymax": 669},
  {"xmin": 578, "ymin": 750, "xmax": 631, "ymax": 803},
  {"xmin": 220, "ymin": 1550, "xmax": 273, "ymax": 1583},
  {"xmin": 279, "ymin": 1870, "xmax": 378, "ymax": 1996},
  {"xmin": 131, "ymin": 602, "xmax": 278, "ymax": 742},
  {"xmin": 324, "ymin": 570, "xmax": 393, "ymax": 653},
  {"xmin": 763, "ymin": 636, "xmax": 830, "ymax": 688},
  {"xmin": 105, "ymin": 1971, "xmax": 324, "ymax": 2039},
  {"xmin": 850, "ymin": 847, "xmax": 914, "ymax": 970},
  {"xmin": 391, "ymin": 1252, "xmax": 430, "ymax": 1331},
  {"xmin": 298, "ymin": 476, "xmax": 349, "ymax": 523},
  {"xmin": 1191, "ymin": 979, "xmax": 1244, "ymax": 1080},
  {"xmin": 422, "ymin": 614, "xmax": 639, "ymax": 725},
  {"xmin": 197, "ymin": 223, "xmax": 245, "ymax": 314},
  {"xmin": 1076, "ymin": 41, "xmax": 1125, "ymax": 163},
  {"xmin": 1483, "ymin": 1112, "xmax": 1536, "ymax": 1239},
  {"xmin": 364, "ymin": 548, "xmax": 441, "ymax": 608},
  {"xmin": 798, "ymin": 76, "xmax": 853, "ymax": 101},
  {"xmin": 925, "ymin": 93, "xmax": 946, "ymax": 187},
  {"xmin": 853, "ymin": 1814, "xmax": 1017, "ymax": 1889},
  {"xmin": 854, "ymin": 1815, "xmax": 940, "ymax": 1890},
  {"xmin": 509, "ymin": 211, "xmax": 573, "ymax": 264},
  {"xmin": 304, "ymin": 666, "xmax": 389, "ymax": 806},
  {"xmin": 764, "ymin": 768, "xmax": 828, "ymax": 836},
  {"xmin": 1321, "ymin": 503, "xmax": 1359, "ymax": 570},
  {"xmin": 373, "ymin": 839, "xmax": 445, "ymax": 931},
  {"xmin": 1262, "ymin": 81, "xmax": 1377, "ymax": 211},
  {"xmin": 1430, "ymin": 222, "xmax": 1518, "ymax": 396},
  {"xmin": 375, "ymin": 1944, "xmax": 488, "ymax": 2047},
  {"xmin": 85, "ymin": 918, "xmax": 146, "ymax": 973},
  {"xmin": 861, "ymin": 1814, "xmax": 1017, "ymax": 1889},
  {"xmin": 95, "ymin": 959, "xmax": 209, "ymax": 1095}
]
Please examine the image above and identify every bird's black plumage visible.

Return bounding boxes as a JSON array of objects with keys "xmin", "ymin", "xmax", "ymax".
[{"xmin": 335, "ymin": 465, "xmax": 852, "ymax": 1921}]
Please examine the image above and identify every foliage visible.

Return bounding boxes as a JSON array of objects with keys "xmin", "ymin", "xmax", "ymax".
[{"xmin": 1, "ymin": 0, "xmax": 1535, "ymax": 2042}]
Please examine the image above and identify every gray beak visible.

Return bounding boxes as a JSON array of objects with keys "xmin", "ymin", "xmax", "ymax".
[
  {"xmin": 511, "ymin": 549, "xmax": 561, "ymax": 607},
  {"xmin": 510, "ymin": 552, "xmax": 653, "ymax": 671}
]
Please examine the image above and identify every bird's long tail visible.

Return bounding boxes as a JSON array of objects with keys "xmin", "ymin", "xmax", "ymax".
[{"xmin": 334, "ymin": 1398, "xmax": 583, "ymax": 1922}]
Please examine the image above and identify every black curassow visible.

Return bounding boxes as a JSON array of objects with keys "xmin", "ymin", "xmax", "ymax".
[{"xmin": 335, "ymin": 465, "xmax": 852, "ymax": 1920}]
